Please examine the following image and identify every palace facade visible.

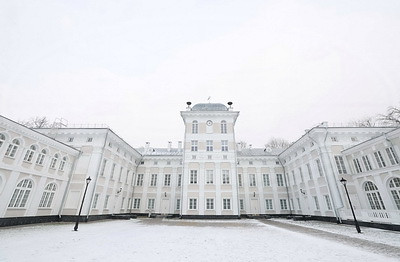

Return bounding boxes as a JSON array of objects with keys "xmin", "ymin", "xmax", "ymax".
[{"xmin": 0, "ymin": 102, "xmax": 399, "ymax": 227}]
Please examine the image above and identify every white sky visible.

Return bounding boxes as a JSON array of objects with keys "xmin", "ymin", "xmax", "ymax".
[{"xmin": 1, "ymin": 0, "xmax": 400, "ymax": 148}]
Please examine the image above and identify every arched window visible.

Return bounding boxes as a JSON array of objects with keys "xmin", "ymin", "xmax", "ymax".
[
  {"xmin": 50, "ymin": 154, "xmax": 59, "ymax": 169},
  {"xmin": 23, "ymin": 145, "xmax": 37, "ymax": 162},
  {"xmin": 192, "ymin": 121, "xmax": 198, "ymax": 134},
  {"xmin": 0, "ymin": 133, "xmax": 5, "ymax": 148},
  {"xmin": 36, "ymin": 149, "xmax": 47, "ymax": 165},
  {"xmin": 39, "ymin": 183, "xmax": 57, "ymax": 207},
  {"xmin": 8, "ymin": 179, "xmax": 33, "ymax": 208},
  {"xmin": 5, "ymin": 139, "xmax": 20, "ymax": 158},
  {"xmin": 364, "ymin": 181, "xmax": 385, "ymax": 210},
  {"xmin": 59, "ymin": 156, "xmax": 67, "ymax": 171},
  {"xmin": 221, "ymin": 120, "xmax": 227, "ymax": 133},
  {"xmin": 389, "ymin": 177, "xmax": 400, "ymax": 210}
]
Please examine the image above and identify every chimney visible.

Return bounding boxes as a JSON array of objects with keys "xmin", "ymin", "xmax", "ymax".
[
  {"xmin": 178, "ymin": 141, "xmax": 182, "ymax": 151},
  {"xmin": 145, "ymin": 142, "xmax": 150, "ymax": 153},
  {"xmin": 167, "ymin": 141, "xmax": 172, "ymax": 152}
]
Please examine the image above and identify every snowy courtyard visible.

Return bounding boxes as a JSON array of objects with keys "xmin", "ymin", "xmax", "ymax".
[{"xmin": 0, "ymin": 218, "xmax": 399, "ymax": 261}]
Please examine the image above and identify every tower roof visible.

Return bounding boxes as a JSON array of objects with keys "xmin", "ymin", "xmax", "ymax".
[{"xmin": 191, "ymin": 103, "xmax": 228, "ymax": 111}]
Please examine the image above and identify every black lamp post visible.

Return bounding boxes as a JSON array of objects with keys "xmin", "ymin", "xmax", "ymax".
[
  {"xmin": 340, "ymin": 177, "xmax": 361, "ymax": 233},
  {"xmin": 74, "ymin": 176, "xmax": 92, "ymax": 231}
]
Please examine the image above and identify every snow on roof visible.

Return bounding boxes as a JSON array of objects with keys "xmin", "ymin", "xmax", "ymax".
[{"xmin": 136, "ymin": 147, "xmax": 183, "ymax": 156}]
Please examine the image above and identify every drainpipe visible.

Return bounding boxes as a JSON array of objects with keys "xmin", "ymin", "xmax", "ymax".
[
  {"xmin": 58, "ymin": 150, "xmax": 82, "ymax": 219},
  {"xmin": 278, "ymin": 157, "xmax": 292, "ymax": 217},
  {"xmin": 232, "ymin": 122, "xmax": 241, "ymax": 218},
  {"xmin": 307, "ymin": 127, "xmax": 342, "ymax": 223},
  {"xmin": 86, "ymin": 130, "xmax": 110, "ymax": 219}
]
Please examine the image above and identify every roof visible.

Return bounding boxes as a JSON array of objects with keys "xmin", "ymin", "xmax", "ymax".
[
  {"xmin": 238, "ymin": 148, "xmax": 282, "ymax": 157},
  {"xmin": 136, "ymin": 147, "xmax": 183, "ymax": 156},
  {"xmin": 191, "ymin": 103, "xmax": 228, "ymax": 111}
]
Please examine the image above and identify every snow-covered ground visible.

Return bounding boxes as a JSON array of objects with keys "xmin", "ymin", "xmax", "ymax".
[
  {"xmin": 271, "ymin": 218, "xmax": 400, "ymax": 248},
  {"xmin": 0, "ymin": 218, "xmax": 398, "ymax": 262}
]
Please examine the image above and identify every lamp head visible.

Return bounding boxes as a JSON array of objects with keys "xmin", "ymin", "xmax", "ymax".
[
  {"xmin": 86, "ymin": 176, "xmax": 92, "ymax": 184},
  {"xmin": 340, "ymin": 177, "xmax": 347, "ymax": 185}
]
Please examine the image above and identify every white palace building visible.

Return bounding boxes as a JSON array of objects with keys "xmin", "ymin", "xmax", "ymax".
[{"xmin": 0, "ymin": 102, "xmax": 399, "ymax": 228}]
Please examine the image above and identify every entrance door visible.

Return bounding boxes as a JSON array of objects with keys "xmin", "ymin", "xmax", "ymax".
[
  {"xmin": 251, "ymin": 199, "xmax": 259, "ymax": 215},
  {"xmin": 161, "ymin": 199, "xmax": 170, "ymax": 214}
]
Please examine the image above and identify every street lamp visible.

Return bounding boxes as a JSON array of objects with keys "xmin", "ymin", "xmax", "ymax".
[
  {"xmin": 340, "ymin": 177, "xmax": 361, "ymax": 233},
  {"xmin": 74, "ymin": 176, "xmax": 92, "ymax": 231}
]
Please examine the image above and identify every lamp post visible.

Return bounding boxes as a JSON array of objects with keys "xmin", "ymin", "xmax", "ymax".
[
  {"xmin": 74, "ymin": 176, "xmax": 92, "ymax": 231},
  {"xmin": 340, "ymin": 177, "xmax": 361, "ymax": 233}
]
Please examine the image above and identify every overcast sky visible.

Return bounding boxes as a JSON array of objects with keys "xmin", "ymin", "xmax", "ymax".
[{"xmin": 1, "ymin": 0, "xmax": 400, "ymax": 148}]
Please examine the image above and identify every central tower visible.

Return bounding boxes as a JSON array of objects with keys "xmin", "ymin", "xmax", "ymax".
[{"xmin": 180, "ymin": 102, "xmax": 240, "ymax": 217}]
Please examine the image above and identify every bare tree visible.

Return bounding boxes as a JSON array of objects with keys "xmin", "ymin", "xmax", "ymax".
[
  {"xmin": 19, "ymin": 116, "xmax": 51, "ymax": 128},
  {"xmin": 265, "ymin": 137, "xmax": 291, "ymax": 149},
  {"xmin": 237, "ymin": 141, "xmax": 247, "ymax": 149},
  {"xmin": 347, "ymin": 116, "xmax": 378, "ymax": 127},
  {"xmin": 378, "ymin": 105, "xmax": 400, "ymax": 126}
]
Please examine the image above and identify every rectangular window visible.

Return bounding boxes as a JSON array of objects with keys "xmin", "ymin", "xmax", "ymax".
[
  {"xmin": 238, "ymin": 174, "xmax": 243, "ymax": 187},
  {"xmin": 265, "ymin": 199, "xmax": 273, "ymax": 210},
  {"xmin": 191, "ymin": 140, "xmax": 198, "ymax": 151},
  {"xmin": 299, "ymin": 167, "xmax": 304, "ymax": 183},
  {"xmin": 87, "ymin": 137, "xmax": 93, "ymax": 142},
  {"xmin": 190, "ymin": 170, "xmax": 198, "ymax": 184},
  {"xmin": 164, "ymin": 174, "xmax": 171, "ymax": 186},
  {"xmin": 221, "ymin": 140, "xmax": 228, "ymax": 151},
  {"xmin": 222, "ymin": 170, "xmax": 230, "ymax": 184},
  {"xmin": 239, "ymin": 199, "xmax": 244, "ymax": 210},
  {"xmin": 206, "ymin": 170, "xmax": 214, "ymax": 184},
  {"xmin": 92, "ymin": 193, "xmax": 99, "ymax": 209},
  {"xmin": 306, "ymin": 163, "xmax": 313, "ymax": 179},
  {"xmin": 189, "ymin": 198, "xmax": 197, "ymax": 210},
  {"xmin": 361, "ymin": 155, "xmax": 372, "ymax": 171},
  {"xmin": 313, "ymin": 196, "xmax": 320, "ymax": 210},
  {"xmin": 276, "ymin": 174, "xmax": 284, "ymax": 186},
  {"xmin": 386, "ymin": 147, "xmax": 399, "ymax": 165},
  {"xmin": 136, "ymin": 174, "xmax": 144, "ymax": 186},
  {"xmin": 177, "ymin": 174, "xmax": 182, "ymax": 187},
  {"xmin": 206, "ymin": 140, "xmax": 213, "ymax": 151},
  {"xmin": 150, "ymin": 174, "xmax": 157, "ymax": 186},
  {"xmin": 192, "ymin": 121, "xmax": 198, "ymax": 134},
  {"xmin": 249, "ymin": 174, "xmax": 256, "ymax": 186},
  {"xmin": 176, "ymin": 199, "xmax": 181, "ymax": 210},
  {"xmin": 324, "ymin": 195, "xmax": 332, "ymax": 210},
  {"xmin": 133, "ymin": 198, "xmax": 141, "ymax": 209},
  {"xmin": 334, "ymin": 156, "xmax": 347, "ymax": 174},
  {"xmin": 221, "ymin": 121, "xmax": 227, "ymax": 133},
  {"xmin": 297, "ymin": 198, "xmax": 301, "ymax": 210},
  {"xmin": 263, "ymin": 174, "xmax": 270, "ymax": 186},
  {"xmin": 206, "ymin": 198, "xmax": 214, "ymax": 210},
  {"xmin": 148, "ymin": 199, "xmax": 155, "ymax": 210},
  {"xmin": 374, "ymin": 151, "xmax": 386, "ymax": 168},
  {"xmin": 280, "ymin": 199, "xmax": 287, "ymax": 210},
  {"xmin": 223, "ymin": 198, "xmax": 231, "ymax": 210},
  {"xmin": 68, "ymin": 137, "xmax": 74, "ymax": 142},
  {"xmin": 353, "ymin": 158, "xmax": 362, "ymax": 173},
  {"xmin": 104, "ymin": 195, "xmax": 110, "ymax": 209},
  {"xmin": 316, "ymin": 159, "xmax": 324, "ymax": 177},
  {"xmin": 110, "ymin": 163, "xmax": 116, "ymax": 179}
]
